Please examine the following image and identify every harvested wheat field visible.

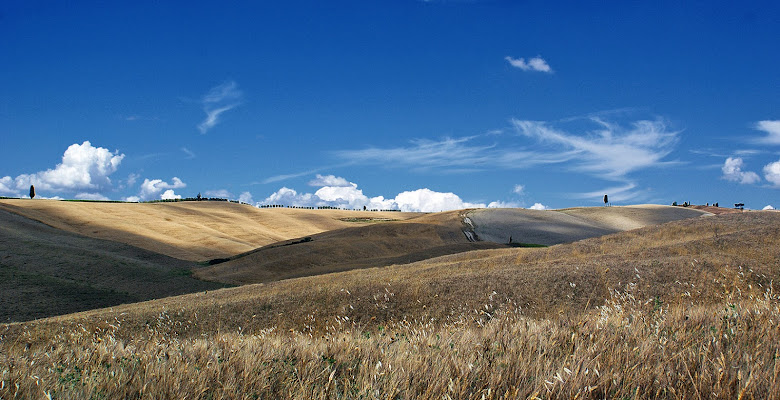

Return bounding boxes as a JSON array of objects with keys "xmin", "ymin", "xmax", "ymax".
[
  {"xmin": 2, "ymin": 209, "xmax": 779, "ymax": 399},
  {"xmin": 0, "ymin": 199, "xmax": 420, "ymax": 261}
]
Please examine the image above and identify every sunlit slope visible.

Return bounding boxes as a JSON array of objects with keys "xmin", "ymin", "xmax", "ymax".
[
  {"xmin": 0, "ymin": 208, "xmax": 225, "ymax": 322},
  {"xmin": 11, "ymin": 210, "xmax": 775, "ymax": 340},
  {"xmin": 0, "ymin": 199, "xmax": 421, "ymax": 261},
  {"xmin": 468, "ymin": 205, "xmax": 710, "ymax": 245},
  {"xmin": 195, "ymin": 210, "xmax": 504, "ymax": 284},
  {"xmin": 559, "ymin": 204, "xmax": 712, "ymax": 230}
]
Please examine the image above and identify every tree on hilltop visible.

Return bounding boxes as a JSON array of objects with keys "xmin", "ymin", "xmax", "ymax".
[{"xmin": 29, "ymin": 185, "xmax": 35, "ymax": 199}]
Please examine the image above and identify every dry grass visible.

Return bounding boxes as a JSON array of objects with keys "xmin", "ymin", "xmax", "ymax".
[
  {"xmin": 0, "ymin": 208, "xmax": 225, "ymax": 323},
  {"xmin": 195, "ymin": 211, "xmax": 504, "ymax": 285},
  {"xmin": 1, "ymin": 276, "xmax": 778, "ymax": 399},
  {"xmin": 2, "ymin": 211, "xmax": 779, "ymax": 398},
  {"xmin": 0, "ymin": 200, "xmax": 421, "ymax": 261}
]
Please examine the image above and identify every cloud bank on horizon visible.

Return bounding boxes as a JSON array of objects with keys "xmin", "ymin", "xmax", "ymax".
[{"xmin": 257, "ymin": 174, "xmax": 543, "ymax": 212}]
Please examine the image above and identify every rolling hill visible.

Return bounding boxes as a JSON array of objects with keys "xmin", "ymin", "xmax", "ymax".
[
  {"xmin": 466, "ymin": 204, "xmax": 709, "ymax": 245},
  {"xmin": 194, "ymin": 210, "xmax": 505, "ymax": 285},
  {"xmin": 1, "ymin": 204, "xmax": 776, "ymax": 398},
  {"xmin": 0, "ymin": 207, "xmax": 226, "ymax": 322},
  {"xmin": 0, "ymin": 199, "xmax": 421, "ymax": 261}
]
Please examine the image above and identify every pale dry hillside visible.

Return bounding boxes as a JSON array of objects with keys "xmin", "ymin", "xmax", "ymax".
[
  {"xmin": 196, "ymin": 205, "xmax": 710, "ymax": 285},
  {"xmin": 0, "ymin": 208, "xmax": 225, "ymax": 322},
  {"xmin": 0, "ymin": 199, "xmax": 420, "ymax": 261},
  {"xmin": 6, "ymin": 211, "xmax": 777, "ymax": 340},
  {"xmin": 195, "ymin": 210, "xmax": 505, "ymax": 284},
  {"xmin": 467, "ymin": 205, "xmax": 709, "ymax": 245}
]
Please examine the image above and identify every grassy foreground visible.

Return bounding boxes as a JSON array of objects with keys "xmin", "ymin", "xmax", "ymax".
[{"xmin": 2, "ymin": 285, "xmax": 778, "ymax": 399}]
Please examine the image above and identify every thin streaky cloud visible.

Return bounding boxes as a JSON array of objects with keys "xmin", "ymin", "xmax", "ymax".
[
  {"xmin": 181, "ymin": 147, "xmax": 196, "ymax": 159},
  {"xmin": 333, "ymin": 136, "xmax": 573, "ymax": 173},
  {"xmin": 203, "ymin": 81, "xmax": 242, "ymax": 104},
  {"xmin": 198, "ymin": 105, "xmax": 238, "ymax": 134},
  {"xmin": 334, "ymin": 117, "xmax": 680, "ymax": 180},
  {"xmin": 198, "ymin": 81, "xmax": 243, "ymax": 134},
  {"xmin": 257, "ymin": 163, "xmax": 352, "ymax": 185},
  {"xmin": 505, "ymin": 56, "xmax": 553, "ymax": 73},
  {"xmin": 512, "ymin": 118, "xmax": 681, "ymax": 180}
]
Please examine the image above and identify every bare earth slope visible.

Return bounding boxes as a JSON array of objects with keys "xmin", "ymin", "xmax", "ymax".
[
  {"xmin": 468, "ymin": 205, "xmax": 710, "ymax": 245},
  {"xmin": 195, "ymin": 211, "xmax": 505, "ymax": 285},
  {"xmin": 0, "ymin": 208, "xmax": 225, "ymax": 322},
  {"xmin": 0, "ymin": 199, "xmax": 420, "ymax": 261}
]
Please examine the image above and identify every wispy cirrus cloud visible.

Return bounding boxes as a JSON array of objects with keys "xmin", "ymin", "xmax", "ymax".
[
  {"xmin": 333, "ymin": 136, "xmax": 573, "ymax": 173},
  {"xmin": 198, "ymin": 81, "xmax": 242, "ymax": 134},
  {"xmin": 258, "ymin": 164, "xmax": 352, "ymax": 185},
  {"xmin": 505, "ymin": 56, "xmax": 553, "ymax": 73},
  {"xmin": 181, "ymin": 147, "xmax": 196, "ymax": 159},
  {"xmin": 335, "ymin": 116, "xmax": 680, "ymax": 183},
  {"xmin": 512, "ymin": 118, "xmax": 681, "ymax": 180}
]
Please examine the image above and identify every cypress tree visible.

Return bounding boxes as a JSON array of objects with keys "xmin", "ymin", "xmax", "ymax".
[{"xmin": 29, "ymin": 185, "xmax": 35, "ymax": 199}]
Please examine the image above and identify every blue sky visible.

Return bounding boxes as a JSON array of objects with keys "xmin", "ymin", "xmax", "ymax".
[{"xmin": 1, "ymin": 1, "xmax": 778, "ymax": 211}]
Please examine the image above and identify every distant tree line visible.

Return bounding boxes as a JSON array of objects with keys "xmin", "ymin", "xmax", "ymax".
[{"xmin": 672, "ymin": 201, "xmax": 719, "ymax": 208}]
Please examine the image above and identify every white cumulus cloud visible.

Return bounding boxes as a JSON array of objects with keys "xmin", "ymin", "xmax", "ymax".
[
  {"xmin": 394, "ymin": 189, "xmax": 485, "ymax": 212},
  {"xmin": 487, "ymin": 201, "xmax": 521, "ymax": 208},
  {"xmin": 137, "ymin": 177, "xmax": 187, "ymax": 200},
  {"xmin": 763, "ymin": 159, "xmax": 780, "ymax": 187},
  {"xmin": 309, "ymin": 174, "xmax": 354, "ymax": 187},
  {"xmin": 505, "ymin": 56, "xmax": 553, "ymax": 73},
  {"xmin": 238, "ymin": 191, "xmax": 254, "ymax": 204},
  {"xmin": 259, "ymin": 175, "xmax": 492, "ymax": 212},
  {"xmin": 2, "ymin": 141, "xmax": 124, "ymax": 197},
  {"xmin": 160, "ymin": 190, "xmax": 181, "ymax": 200},
  {"xmin": 0, "ymin": 176, "xmax": 16, "ymax": 196},
  {"xmin": 722, "ymin": 157, "xmax": 760, "ymax": 184},
  {"xmin": 763, "ymin": 205, "xmax": 775, "ymax": 210},
  {"xmin": 755, "ymin": 120, "xmax": 780, "ymax": 145},
  {"xmin": 529, "ymin": 203, "xmax": 548, "ymax": 210}
]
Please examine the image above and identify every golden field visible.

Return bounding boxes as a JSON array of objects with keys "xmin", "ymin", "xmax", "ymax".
[{"xmin": 1, "ymin": 200, "xmax": 778, "ymax": 399}]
